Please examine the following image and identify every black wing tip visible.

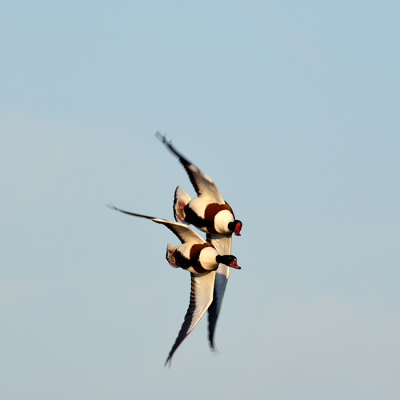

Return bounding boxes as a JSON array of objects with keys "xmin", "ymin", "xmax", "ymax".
[
  {"xmin": 164, "ymin": 356, "xmax": 172, "ymax": 368},
  {"xmin": 106, "ymin": 203, "xmax": 157, "ymax": 220},
  {"xmin": 173, "ymin": 186, "xmax": 179, "ymax": 223},
  {"xmin": 164, "ymin": 344, "xmax": 179, "ymax": 368},
  {"xmin": 208, "ymin": 331, "xmax": 221, "ymax": 354},
  {"xmin": 106, "ymin": 202, "xmax": 119, "ymax": 212},
  {"xmin": 208, "ymin": 331, "xmax": 215, "ymax": 351},
  {"xmin": 155, "ymin": 131, "xmax": 167, "ymax": 143},
  {"xmin": 208, "ymin": 339, "xmax": 220, "ymax": 354},
  {"xmin": 155, "ymin": 131, "xmax": 175, "ymax": 150},
  {"xmin": 155, "ymin": 131, "xmax": 191, "ymax": 166}
]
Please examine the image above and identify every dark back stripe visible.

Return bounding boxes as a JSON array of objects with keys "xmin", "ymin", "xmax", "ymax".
[
  {"xmin": 189, "ymin": 243, "xmax": 211, "ymax": 259},
  {"xmin": 204, "ymin": 203, "xmax": 233, "ymax": 222},
  {"xmin": 192, "ymin": 264, "xmax": 209, "ymax": 274}
]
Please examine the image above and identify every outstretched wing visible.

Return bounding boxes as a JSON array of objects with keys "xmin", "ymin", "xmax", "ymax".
[
  {"xmin": 107, "ymin": 204, "xmax": 205, "ymax": 244},
  {"xmin": 206, "ymin": 233, "xmax": 232, "ymax": 350},
  {"xmin": 165, "ymin": 270, "xmax": 216, "ymax": 366},
  {"xmin": 155, "ymin": 132, "xmax": 224, "ymax": 204}
]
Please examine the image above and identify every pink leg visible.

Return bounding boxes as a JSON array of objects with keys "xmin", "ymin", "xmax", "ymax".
[
  {"xmin": 176, "ymin": 214, "xmax": 185, "ymax": 221},
  {"xmin": 178, "ymin": 201, "xmax": 185, "ymax": 210}
]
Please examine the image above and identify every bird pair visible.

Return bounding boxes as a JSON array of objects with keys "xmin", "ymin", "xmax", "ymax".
[{"xmin": 108, "ymin": 132, "xmax": 243, "ymax": 365}]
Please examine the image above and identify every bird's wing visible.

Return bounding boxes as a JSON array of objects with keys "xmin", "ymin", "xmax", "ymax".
[
  {"xmin": 156, "ymin": 132, "xmax": 224, "ymax": 203},
  {"xmin": 107, "ymin": 204, "xmax": 205, "ymax": 244},
  {"xmin": 206, "ymin": 233, "xmax": 232, "ymax": 350},
  {"xmin": 165, "ymin": 270, "xmax": 216, "ymax": 366}
]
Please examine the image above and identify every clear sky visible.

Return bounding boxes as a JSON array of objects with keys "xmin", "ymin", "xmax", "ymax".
[{"xmin": 1, "ymin": 1, "xmax": 400, "ymax": 399}]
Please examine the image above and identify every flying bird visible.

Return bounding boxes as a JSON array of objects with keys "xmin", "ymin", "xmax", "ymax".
[
  {"xmin": 107, "ymin": 204, "xmax": 240, "ymax": 366},
  {"xmin": 155, "ymin": 131, "xmax": 242, "ymax": 237},
  {"xmin": 155, "ymin": 132, "xmax": 242, "ymax": 349}
]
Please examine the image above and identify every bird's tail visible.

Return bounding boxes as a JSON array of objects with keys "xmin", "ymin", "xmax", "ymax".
[
  {"xmin": 173, "ymin": 186, "xmax": 191, "ymax": 224},
  {"xmin": 166, "ymin": 244, "xmax": 179, "ymax": 268}
]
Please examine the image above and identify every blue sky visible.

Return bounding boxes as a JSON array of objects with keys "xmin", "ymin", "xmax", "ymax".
[{"xmin": 1, "ymin": 1, "xmax": 400, "ymax": 399}]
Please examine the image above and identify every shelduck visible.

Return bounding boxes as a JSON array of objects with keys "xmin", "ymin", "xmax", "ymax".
[
  {"xmin": 107, "ymin": 204, "xmax": 240, "ymax": 365},
  {"xmin": 155, "ymin": 132, "xmax": 242, "ymax": 349},
  {"xmin": 155, "ymin": 132, "xmax": 242, "ymax": 237}
]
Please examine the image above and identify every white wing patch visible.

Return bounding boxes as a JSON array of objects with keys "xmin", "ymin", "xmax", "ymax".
[
  {"xmin": 165, "ymin": 271, "xmax": 216, "ymax": 365},
  {"xmin": 186, "ymin": 164, "xmax": 224, "ymax": 204},
  {"xmin": 106, "ymin": 204, "xmax": 206, "ymax": 245}
]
